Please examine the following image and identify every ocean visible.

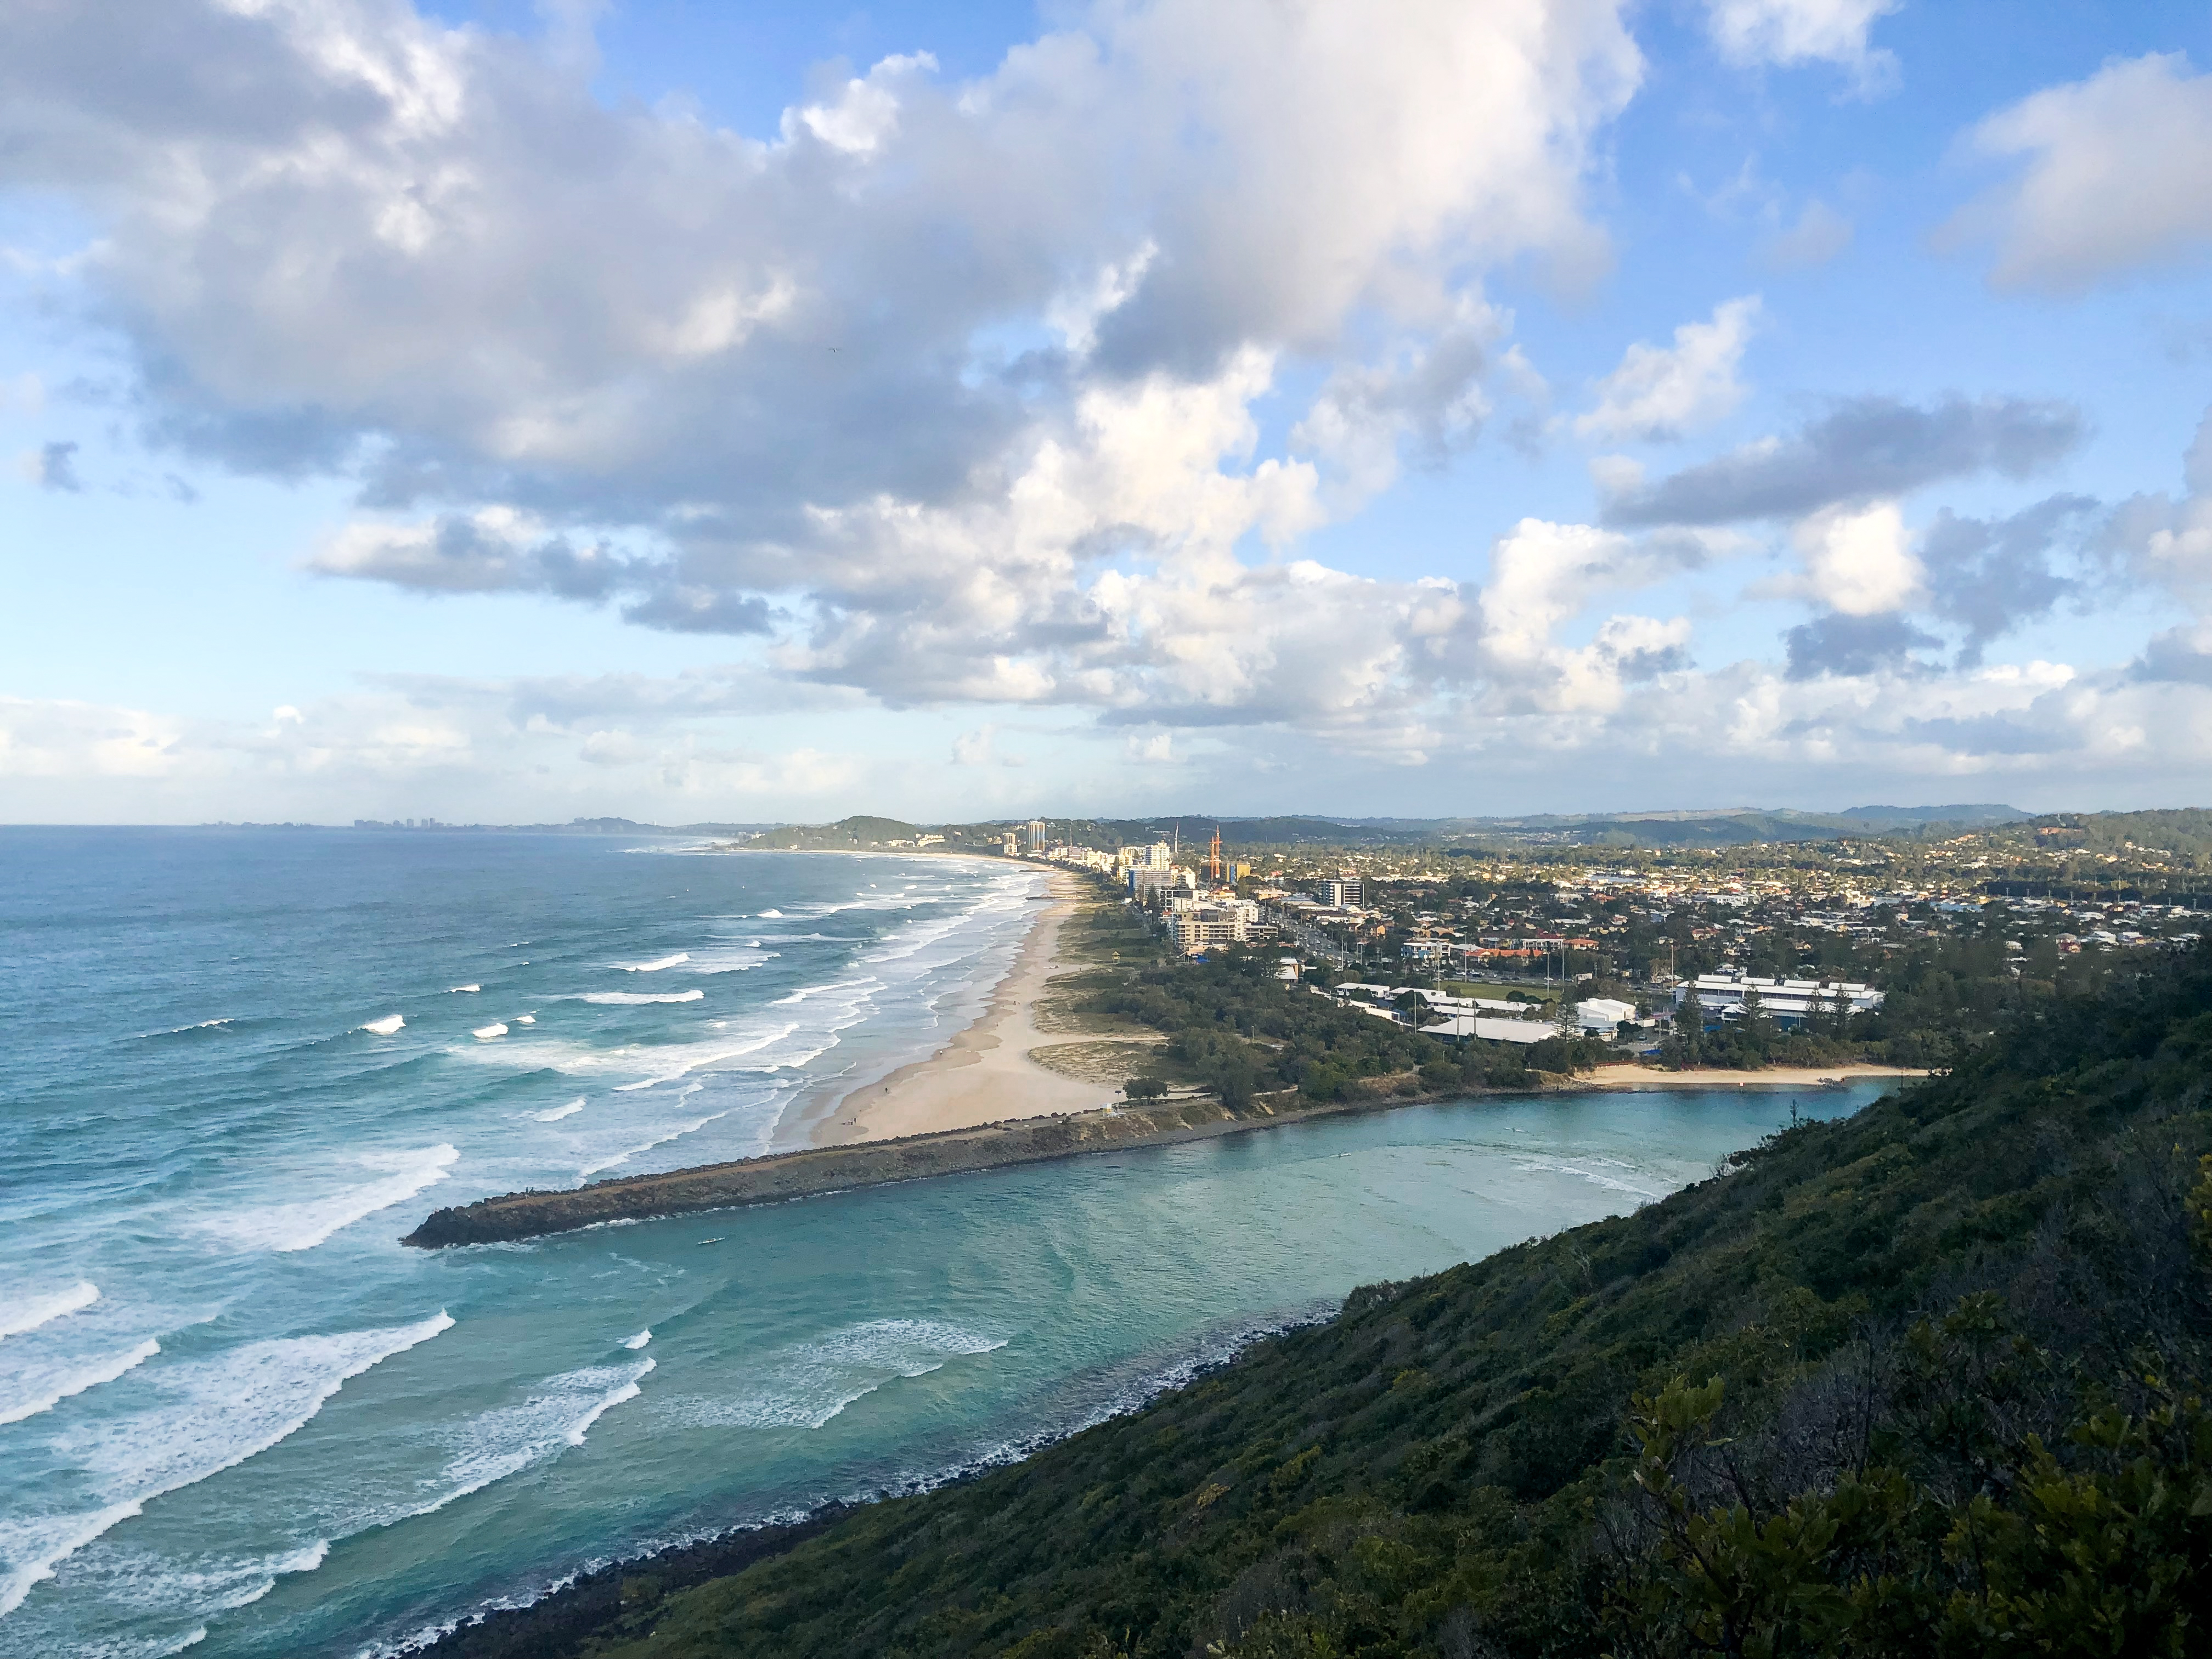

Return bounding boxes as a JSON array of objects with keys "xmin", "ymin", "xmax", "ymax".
[{"xmin": 0, "ymin": 828, "xmax": 1888, "ymax": 1658}]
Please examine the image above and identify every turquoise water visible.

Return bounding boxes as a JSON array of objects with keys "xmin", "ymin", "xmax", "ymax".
[{"xmin": 0, "ymin": 830, "xmax": 1887, "ymax": 1657}]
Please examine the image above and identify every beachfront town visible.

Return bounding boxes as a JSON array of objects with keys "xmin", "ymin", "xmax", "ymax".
[{"xmin": 987, "ymin": 814, "xmax": 2208, "ymax": 1061}]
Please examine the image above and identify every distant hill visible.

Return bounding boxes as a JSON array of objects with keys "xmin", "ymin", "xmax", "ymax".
[{"xmin": 742, "ymin": 815, "xmax": 927, "ymax": 851}]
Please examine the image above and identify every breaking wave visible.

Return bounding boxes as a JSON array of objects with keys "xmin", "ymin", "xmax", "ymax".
[
  {"xmin": 1, "ymin": 1282, "xmax": 98, "ymax": 1342},
  {"xmin": 195, "ymin": 1146, "xmax": 460, "ymax": 1253},
  {"xmin": 616, "ymin": 953, "xmax": 689, "ymax": 973},
  {"xmin": 678, "ymin": 1319, "xmax": 1009, "ymax": 1432},
  {"xmin": 409, "ymin": 1359, "xmax": 656, "ymax": 1518},
  {"xmin": 0, "ymin": 1312, "xmax": 453, "ymax": 1618},
  {"xmin": 0, "ymin": 1338, "xmax": 162, "ymax": 1426}
]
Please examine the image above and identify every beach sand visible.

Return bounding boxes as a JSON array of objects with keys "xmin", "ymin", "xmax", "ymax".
[
  {"xmin": 1582, "ymin": 1063, "xmax": 1927, "ymax": 1091},
  {"xmin": 813, "ymin": 869, "xmax": 1127, "ymax": 1145}
]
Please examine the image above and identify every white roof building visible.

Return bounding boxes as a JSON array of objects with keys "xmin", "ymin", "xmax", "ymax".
[
  {"xmin": 1573, "ymin": 997, "xmax": 1639, "ymax": 1034},
  {"xmin": 1673, "ymin": 972, "xmax": 1881, "ymax": 1025}
]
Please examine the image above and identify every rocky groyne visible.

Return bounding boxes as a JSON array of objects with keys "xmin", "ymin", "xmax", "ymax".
[{"xmin": 401, "ymin": 1093, "xmax": 1366, "ymax": 1247}]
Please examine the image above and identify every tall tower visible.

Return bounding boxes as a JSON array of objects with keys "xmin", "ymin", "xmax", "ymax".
[{"xmin": 1208, "ymin": 825, "xmax": 1222, "ymax": 882}]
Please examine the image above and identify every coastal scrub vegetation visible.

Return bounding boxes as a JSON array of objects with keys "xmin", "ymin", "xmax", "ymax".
[
  {"xmin": 1078, "ymin": 946, "xmax": 1604, "ymax": 1103},
  {"xmin": 522, "ymin": 947, "xmax": 2212, "ymax": 1656}
]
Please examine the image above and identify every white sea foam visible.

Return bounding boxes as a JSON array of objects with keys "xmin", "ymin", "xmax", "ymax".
[
  {"xmin": 534, "ymin": 1100, "xmax": 585, "ymax": 1122},
  {"xmin": 768, "ymin": 975, "xmax": 880, "ymax": 1008},
  {"xmin": 621, "ymin": 1330, "xmax": 652, "ymax": 1350},
  {"xmin": 0, "ymin": 1337, "xmax": 161, "ymax": 1426},
  {"xmin": 448, "ymin": 985, "xmax": 480, "ymax": 994},
  {"xmin": 577, "ymin": 1111, "xmax": 733, "ymax": 1177},
  {"xmin": 472, "ymin": 1023, "xmax": 509, "ymax": 1040},
  {"xmin": 0, "ymin": 1281, "xmax": 98, "ymax": 1341},
  {"xmin": 359, "ymin": 1014, "xmax": 405, "ymax": 1036},
  {"xmin": 684, "ymin": 1319, "xmax": 1008, "ymax": 1432},
  {"xmin": 1511, "ymin": 1156, "xmax": 1664, "ymax": 1201},
  {"xmin": 416, "ymin": 1358, "xmax": 654, "ymax": 1514},
  {"xmin": 610, "ymin": 1026, "xmax": 797, "ymax": 1092},
  {"xmin": 196, "ymin": 1145, "xmax": 460, "ymax": 1252},
  {"xmin": 516, "ymin": 1013, "xmax": 535, "ymax": 1024},
  {"xmin": 138, "ymin": 1018, "xmax": 233, "ymax": 1039},
  {"xmin": 616, "ymin": 953, "xmax": 689, "ymax": 973},
  {"xmin": 92, "ymin": 1538, "xmax": 329, "ymax": 1619},
  {"xmin": 0, "ymin": 1313, "xmax": 452, "ymax": 1618},
  {"xmin": 578, "ymin": 990, "xmax": 704, "ymax": 1005},
  {"xmin": 0, "ymin": 1501, "xmax": 145, "ymax": 1622}
]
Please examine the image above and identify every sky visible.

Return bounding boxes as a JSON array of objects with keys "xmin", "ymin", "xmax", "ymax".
[{"xmin": 4, "ymin": 0, "xmax": 2212, "ymax": 826}]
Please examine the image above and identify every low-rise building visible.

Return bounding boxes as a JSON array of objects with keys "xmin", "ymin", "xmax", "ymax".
[
  {"xmin": 1573, "ymin": 996, "xmax": 1638, "ymax": 1035},
  {"xmin": 1672, "ymin": 971, "xmax": 1882, "ymax": 1027}
]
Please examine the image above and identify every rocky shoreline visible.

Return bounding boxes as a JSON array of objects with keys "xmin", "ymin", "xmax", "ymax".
[{"xmin": 413, "ymin": 1505, "xmax": 850, "ymax": 1658}]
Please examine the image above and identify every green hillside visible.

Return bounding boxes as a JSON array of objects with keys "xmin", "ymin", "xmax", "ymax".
[
  {"xmin": 499, "ymin": 943, "xmax": 2212, "ymax": 1659},
  {"xmin": 742, "ymin": 815, "xmax": 924, "ymax": 850}
]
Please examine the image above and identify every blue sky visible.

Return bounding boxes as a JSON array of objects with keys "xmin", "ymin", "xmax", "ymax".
[{"xmin": 4, "ymin": 0, "xmax": 2211, "ymax": 824}]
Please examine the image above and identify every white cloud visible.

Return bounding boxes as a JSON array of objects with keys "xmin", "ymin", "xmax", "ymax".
[
  {"xmin": 1763, "ymin": 199, "xmax": 1853, "ymax": 269},
  {"xmin": 1702, "ymin": 0, "xmax": 1898, "ymax": 88},
  {"xmin": 0, "ymin": 695, "xmax": 186, "ymax": 777},
  {"xmin": 1790, "ymin": 500, "xmax": 1921, "ymax": 615},
  {"xmin": 1946, "ymin": 53, "xmax": 2212, "ymax": 292},
  {"xmin": 1574, "ymin": 295, "xmax": 1760, "ymax": 443},
  {"xmin": 0, "ymin": 0, "xmax": 1656, "ymax": 749}
]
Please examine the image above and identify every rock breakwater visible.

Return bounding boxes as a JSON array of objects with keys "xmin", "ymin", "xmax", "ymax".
[{"xmin": 402, "ymin": 1093, "xmax": 1368, "ymax": 1248}]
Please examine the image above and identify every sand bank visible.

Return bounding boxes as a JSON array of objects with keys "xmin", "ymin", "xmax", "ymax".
[
  {"xmin": 1582, "ymin": 1063, "xmax": 1926, "ymax": 1091},
  {"xmin": 812, "ymin": 868, "xmax": 1125, "ymax": 1146}
]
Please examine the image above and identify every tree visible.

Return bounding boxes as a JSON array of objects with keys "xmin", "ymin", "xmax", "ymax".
[{"xmin": 1668, "ymin": 986, "xmax": 1704, "ymax": 1068}]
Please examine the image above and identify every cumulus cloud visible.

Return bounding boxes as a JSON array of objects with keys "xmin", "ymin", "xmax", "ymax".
[
  {"xmin": 1946, "ymin": 53, "xmax": 2212, "ymax": 292},
  {"xmin": 1602, "ymin": 394, "xmax": 2083, "ymax": 528},
  {"xmin": 1702, "ymin": 0, "xmax": 1898, "ymax": 89},
  {"xmin": 0, "ymin": 0, "xmax": 1656, "ymax": 740},
  {"xmin": 1574, "ymin": 295, "xmax": 1759, "ymax": 443},
  {"xmin": 1790, "ymin": 500, "xmax": 1919, "ymax": 615},
  {"xmin": 10, "ymin": 0, "xmax": 2204, "ymax": 804}
]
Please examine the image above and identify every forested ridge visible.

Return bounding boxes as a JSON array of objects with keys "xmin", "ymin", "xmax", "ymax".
[{"xmin": 479, "ymin": 945, "xmax": 2211, "ymax": 1659}]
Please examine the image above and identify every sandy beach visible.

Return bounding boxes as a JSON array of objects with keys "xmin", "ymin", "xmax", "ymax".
[
  {"xmin": 1582, "ymin": 1063, "xmax": 1928, "ymax": 1091},
  {"xmin": 811, "ymin": 868, "xmax": 1125, "ymax": 1145}
]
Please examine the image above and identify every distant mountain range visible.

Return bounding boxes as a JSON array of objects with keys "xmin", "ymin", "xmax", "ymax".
[
  {"xmin": 232, "ymin": 802, "xmax": 2212, "ymax": 857},
  {"xmin": 703, "ymin": 804, "xmax": 2042, "ymax": 854}
]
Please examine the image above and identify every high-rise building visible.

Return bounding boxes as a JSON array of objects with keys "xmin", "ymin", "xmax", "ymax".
[
  {"xmin": 1319, "ymin": 878, "xmax": 1363, "ymax": 909},
  {"xmin": 1025, "ymin": 818, "xmax": 1047, "ymax": 852}
]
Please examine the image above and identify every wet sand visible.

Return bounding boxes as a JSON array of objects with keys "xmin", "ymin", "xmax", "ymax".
[{"xmin": 812, "ymin": 868, "xmax": 1116, "ymax": 1145}]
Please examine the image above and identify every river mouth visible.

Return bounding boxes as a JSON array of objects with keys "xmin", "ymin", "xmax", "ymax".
[{"xmin": 0, "ymin": 828, "xmax": 1889, "ymax": 1658}]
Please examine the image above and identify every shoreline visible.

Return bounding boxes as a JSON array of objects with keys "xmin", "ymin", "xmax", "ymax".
[
  {"xmin": 796, "ymin": 868, "xmax": 1114, "ymax": 1147},
  {"xmin": 1582, "ymin": 1062, "xmax": 1926, "ymax": 1091}
]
